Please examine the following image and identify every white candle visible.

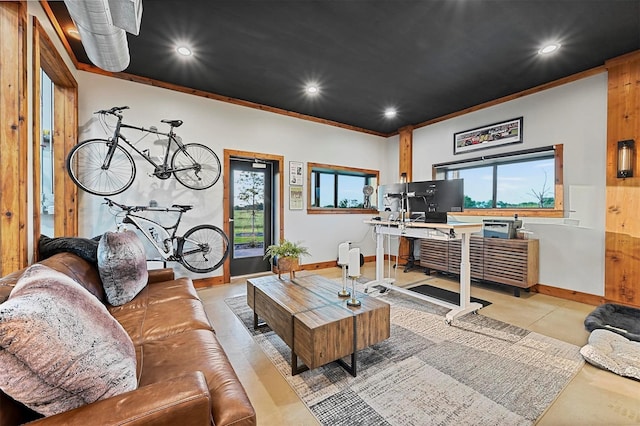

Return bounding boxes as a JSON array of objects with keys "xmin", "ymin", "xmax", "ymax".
[
  {"xmin": 348, "ymin": 248, "xmax": 360, "ymax": 277},
  {"xmin": 338, "ymin": 242, "xmax": 350, "ymax": 265}
]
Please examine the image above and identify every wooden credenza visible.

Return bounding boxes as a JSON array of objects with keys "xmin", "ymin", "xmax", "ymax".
[{"xmin": 419, "ymin": 236, "xmax": 539, "ymax": 296}]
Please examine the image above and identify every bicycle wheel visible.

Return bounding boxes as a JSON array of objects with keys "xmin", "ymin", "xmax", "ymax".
[
  {"xmin": 171, "ymin": 143, "xmax": 221, "ymax": 190},
  {"xmin": 66, "ymin": 139, "xmax": 136, "ymax": 196},
  {"xmin": 178, "ymin": 224, "xmax": 229, "ymax": 273}
]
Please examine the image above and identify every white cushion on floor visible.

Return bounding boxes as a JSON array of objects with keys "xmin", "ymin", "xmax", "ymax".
[{"xmin": 580, "ymin": 329, "xmax": 640, "ymax": 380}]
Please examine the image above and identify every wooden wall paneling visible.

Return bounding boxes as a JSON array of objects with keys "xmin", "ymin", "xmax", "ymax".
[
  {"xmin": 605, "ymin": 51, "xmax": 640, "ymax": 306},
  {"xmin": 53, "ymin": 85, "xmax": 78, "ymax": 236},
  {"xmin": 398, "ymin": 126, "xmax": 413, "ymax": 181},
  {"xmin": 397, "ymin": 126, "xmax": 413, "ymax": 263},
  {"xmin": 0, "ymin": 2, "xmax": 28, "ymax": 274}
]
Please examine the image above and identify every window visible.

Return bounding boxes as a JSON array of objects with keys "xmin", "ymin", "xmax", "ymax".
[
  {"xmin": 307, "ymin": 163, "xmax": 379, "ymax": 214},
  {"xmin": 433, "ymin": 145, "xmax": 563, "ymax": 217}
]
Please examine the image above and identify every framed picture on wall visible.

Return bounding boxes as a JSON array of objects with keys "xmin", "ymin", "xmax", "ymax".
[
  {"xmin": 454, "ymin": 117, "xmax": 523, "ymax": 154},
  {"xmin": 289, "ymin": 186, "xmax": 303, "ymax": 210},
  {"xmin": 289, "ymin": 161, "xmax": 303, "ymax": 185}
]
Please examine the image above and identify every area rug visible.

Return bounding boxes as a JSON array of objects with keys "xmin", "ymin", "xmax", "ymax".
[{"xmin": 226, "ymin": 287, "xmax": 583, "ymax": 425}]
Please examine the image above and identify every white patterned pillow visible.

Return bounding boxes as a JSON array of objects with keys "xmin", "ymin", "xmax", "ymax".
[
  {"xmin": 98, "ymin": 230, "xmax": 149, "ymax": 306},
  {"xmin": 0, "ymin": 264, "xmax": 137, "ymax": 416}
]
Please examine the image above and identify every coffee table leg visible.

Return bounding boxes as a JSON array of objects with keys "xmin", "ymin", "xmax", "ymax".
[
  {"xmin": 291, "ymin": 351, "xmax": 309, "ymax": 376},
  {"xmin": 336, "ymin": 316, "xmax": 358, "ymax": 377},
  {"xmin": 336, "ymin": 352, "xmax": 357, "ymax": 377},
  {"xmin": 253, "ymin": 312, "xmax": 266, "ymax": 330}
]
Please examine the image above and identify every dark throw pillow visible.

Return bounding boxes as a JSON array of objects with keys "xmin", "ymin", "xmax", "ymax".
[
  {"xmin": 38, "ymin": 234, "xmax": 101, "ymax": 264},
  {"xmin": 97, "ymin": 230, "xmax": 149, "ymax": 306}
]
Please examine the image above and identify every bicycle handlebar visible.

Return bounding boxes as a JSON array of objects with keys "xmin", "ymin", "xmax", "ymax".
[
  {"xmin": 95, "ymin": 106, "xmax": 129, "ymax": 116},
  {"xmin": 104, "ymin": 198, "xmax": 190, "ymax": 213}
]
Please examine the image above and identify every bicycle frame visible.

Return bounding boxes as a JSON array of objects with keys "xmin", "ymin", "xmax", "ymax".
[
  {"xmin": 121, "ymin": 207, "xmax": 184, "ymax": 260},
  {"xmin": 103, "ymin": 113, "xmax": 197, "ymax": 174}
]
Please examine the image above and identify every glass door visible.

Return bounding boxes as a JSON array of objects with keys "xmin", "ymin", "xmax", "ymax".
[{"xmin": 229, "ymin": 159, "xmax": 273, "ymax": 276}]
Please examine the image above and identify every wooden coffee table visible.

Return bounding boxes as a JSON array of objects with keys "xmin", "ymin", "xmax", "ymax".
[{"xmin": 246, "ymin": 274, "xmax": 390, "ymax": 376}]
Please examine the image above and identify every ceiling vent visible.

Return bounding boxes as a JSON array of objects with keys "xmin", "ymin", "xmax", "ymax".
[{"xmin": 64, "ymin": 0, "xmax": 143, "ymax": 72}]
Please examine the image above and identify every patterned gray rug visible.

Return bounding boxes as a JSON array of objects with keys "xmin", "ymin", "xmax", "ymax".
[{"xmin": 226, "ymin": 285, "xmax": 583, "ymax": 425}]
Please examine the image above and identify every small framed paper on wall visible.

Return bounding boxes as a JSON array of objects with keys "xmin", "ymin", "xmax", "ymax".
[
  {"xmin": 289, "ymin": 186, "xmax": 303, "ymax": 210},
  {"xmin": 289, "ymin": 161, "xmax": 303, "ymax": 185}
]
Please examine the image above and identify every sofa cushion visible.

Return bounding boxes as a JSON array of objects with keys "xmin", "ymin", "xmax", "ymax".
[
  {"xmin": 0, "ymin": 264, "xmax": 137, "ymax": 416},
  {"xmin": 139, "ymin": 329, "xmax": 256, "ymax": 426},
  {"xmin": 98, "ymin": 230, "xmax": 149, "ymax": 306},
  {"xmin": 111, "ymin": 298, "xmax": 214, "ymax": 345}
]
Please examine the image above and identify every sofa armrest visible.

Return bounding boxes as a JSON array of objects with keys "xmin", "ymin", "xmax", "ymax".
[
  {"xmin": 27, "ymin": 372, "xmax": 211, "ymax": 426},
  {"xmin": 147, "ymin": 267, "xmax": 175, "ymax": 284}
]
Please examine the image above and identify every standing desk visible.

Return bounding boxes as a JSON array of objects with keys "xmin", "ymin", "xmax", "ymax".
[{"xmin": 364, "ymin": 220, "xmax": 483, "ymax": 324}]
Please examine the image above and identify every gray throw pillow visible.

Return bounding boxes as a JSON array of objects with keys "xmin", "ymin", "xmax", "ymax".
[
  {"xmin": 0, "ymin": 264, "xmax": 137, "ymax": 416},
  {"xmin": 98, "ymin": 230, "xmax": 149, "ymax": 306}
]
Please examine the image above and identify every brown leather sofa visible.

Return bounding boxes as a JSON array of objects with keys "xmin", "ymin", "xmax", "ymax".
[{"xmin": 0, "ymin": 252, "xmax": 256, "ymax": 426}]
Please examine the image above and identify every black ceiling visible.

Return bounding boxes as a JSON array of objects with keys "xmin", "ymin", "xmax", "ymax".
[{"xmin": 47, "ymin": 0, "xmax": 640, "ymax": 135}]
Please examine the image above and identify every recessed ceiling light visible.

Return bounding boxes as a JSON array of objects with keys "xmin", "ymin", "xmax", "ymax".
[
  {"xmin": 384, "ymin": 108, "xmax": 397, "ymax": 119},
  {"xmin": 305, "ymin": 84, "xmax": 319, "ymax": 95},
  {"xmin": 538, "ymin": 43, "xmax": 561, "ymax": 55},
  {"xmin": 176, "ymin": 46, "xmax": 192, "ymax": 56}
]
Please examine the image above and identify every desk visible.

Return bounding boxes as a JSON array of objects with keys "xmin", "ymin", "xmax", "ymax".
[{"xmin": 364, "ymin": 220, "xmax": 483, "ymax": 324}]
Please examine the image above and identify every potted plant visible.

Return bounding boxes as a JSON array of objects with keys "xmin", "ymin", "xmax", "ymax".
[{"xmin": 264, "ymin": 239, "xmax": 310, "ymax": 279}]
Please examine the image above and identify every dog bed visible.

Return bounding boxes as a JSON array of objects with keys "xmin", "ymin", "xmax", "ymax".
[
  {"xmin": 584, "ymin": 303, "xmax": 640, "ymax": 342},
  {"xmin": 580, "ymin": 329, "xmax": 640, "ymax": 380}
]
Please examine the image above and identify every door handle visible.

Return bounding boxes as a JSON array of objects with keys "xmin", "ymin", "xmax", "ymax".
[{"xmin": 229, "ymin": 218, "xmax": 234, "ymax": 222}]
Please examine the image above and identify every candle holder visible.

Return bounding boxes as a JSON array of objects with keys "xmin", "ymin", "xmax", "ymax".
[
  {"xmin": 346, "ymin": 276, "xmax": 361, "ymax": 307},
  {"xmin": 338, "ymin": 263, "xmax": 351, "ymax": 297},
  {"xmin": 346, "ymin": 247, "xmax": 361, "ymax": 307},
  {"xmin": 337, "ymin": 242, "xmax": 351, "ymax": 297}
]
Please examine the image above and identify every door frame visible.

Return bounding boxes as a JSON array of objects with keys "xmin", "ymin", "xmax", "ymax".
[{"xmin": 223, "ymin": 149, "xmax": 284, "ymax": 283}]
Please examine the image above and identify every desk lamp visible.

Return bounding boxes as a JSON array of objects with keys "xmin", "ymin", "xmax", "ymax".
[
  {"xmin": 337, "ymin": 242, "xmax": 351, "ymax": 297},
  {"xmin": 347, "ymin": 248, "xmax": 361, "ymax": 307}
]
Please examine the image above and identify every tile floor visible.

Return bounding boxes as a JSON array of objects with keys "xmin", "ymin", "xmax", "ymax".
[{"xmin": 198, "ymin": 264, "xmax": 640, "ymax": 425}]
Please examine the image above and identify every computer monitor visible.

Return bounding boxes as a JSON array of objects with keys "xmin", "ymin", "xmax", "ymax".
[
  {"xmin": 377, "ymin": 182, "xmax": 408, "ymax": 217},
  {"xmin": 406, "ymin": 179, "xmax": 464, "ymax": 223}
]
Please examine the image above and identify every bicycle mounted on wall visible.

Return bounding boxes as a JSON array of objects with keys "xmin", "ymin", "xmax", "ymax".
[
  {"xmin": 67, "ymin": 106, "xmax": 222, "ymax": 196},
  {"xmin": 104, "ymin": 198, "xmax": 229, "ymax": 273}
]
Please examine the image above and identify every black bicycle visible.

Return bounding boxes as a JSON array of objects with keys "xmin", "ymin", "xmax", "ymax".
[
  {"xmin": 67, "ymin": 106, "xmax": 221, "ymax": 196},
  {"xmin": 104, "ymin": 198, "xmax": 229, "ymax": 273}
]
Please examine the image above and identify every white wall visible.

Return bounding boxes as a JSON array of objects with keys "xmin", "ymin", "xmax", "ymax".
[
  {"xmin": 77, "ymin": 72, "xmax": 388, "ymax": 278},
  {"xmin": 76, "ymin": 60, "xmax": 608, "ymax": 294},
  {"xmin": 412, "ymin": 74, "xmax": 608, "ymax": 295}
]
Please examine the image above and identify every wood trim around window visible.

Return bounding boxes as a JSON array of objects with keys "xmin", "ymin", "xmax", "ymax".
[
  {"xmin": 32, "ymin": 16, "xmax": 78, "ymax": 259},
  {"xmin": 306, "ymin": 162, "xmax": 380, "ymax": 214}
]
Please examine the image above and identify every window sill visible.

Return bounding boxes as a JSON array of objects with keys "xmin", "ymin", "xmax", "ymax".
[
  {"xmin": 306, "ymin": 208, "xmax": 378, "ymax": 215},
  {"xmin": 456, "ymin": 208, "xmax": 564, "ymax": 218}
]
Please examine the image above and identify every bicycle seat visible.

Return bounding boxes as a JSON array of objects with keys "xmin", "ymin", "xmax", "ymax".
[
  {"xmin": 161, "ymin": 119, "xmax": 183, "ymax": 128},
  {"xmin": 172, "ymin": 204, "xmax": 193, "ymax": 211}
]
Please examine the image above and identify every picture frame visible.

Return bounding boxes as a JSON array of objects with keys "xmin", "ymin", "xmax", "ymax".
[
  {"xmin": 453, "ymin": 117, "xmax": 523, "ymax": 155},
  {"xmin": 289, "ymin": 186, "xmax": 303, "ymax": 210},
  {"xmin": 289, "ymin": 161, "xmax": 303, "ymax": 185}
]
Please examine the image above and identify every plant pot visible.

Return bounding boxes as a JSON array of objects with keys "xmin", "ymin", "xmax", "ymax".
[{"xmin": 276, "ymin": 256, "xmax": 300, "ymax": 279}]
